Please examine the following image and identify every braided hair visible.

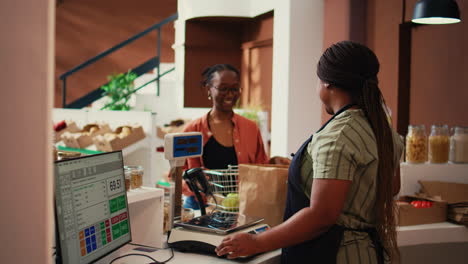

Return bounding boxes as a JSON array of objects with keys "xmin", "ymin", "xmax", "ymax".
[
  {"xmin": 201, "ymin": 64, "xmax": 240, "ymax": 87},
  {"xmin": 317, "ymin": 41, "xmax": 399, "ymax": 262}
]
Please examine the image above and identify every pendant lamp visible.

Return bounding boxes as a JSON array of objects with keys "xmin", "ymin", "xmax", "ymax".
[{"xmin": 412, "ymin": 0, "xmax": 461, "ymax": 24}]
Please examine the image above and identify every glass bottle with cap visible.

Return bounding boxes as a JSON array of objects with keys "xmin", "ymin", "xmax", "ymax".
[
  {"xmin": 450, "ymin": 126, "xmax": 468, "ymax": 163},
  {"xmin": 406, "ymin": 125, "xmax": 427, "ymax": 163},
  {"xmin": 125, "ymin": 165, "xmax": 144, "ymax": 189},
  {"xmin": 428, "ymin": 124, "xmax": 450, "ymax": 163}
]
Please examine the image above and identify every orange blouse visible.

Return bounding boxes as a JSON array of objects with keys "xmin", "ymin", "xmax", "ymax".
[{"xmin": 183, "ymin": 112, "xmax": 270, "ymax": 169}]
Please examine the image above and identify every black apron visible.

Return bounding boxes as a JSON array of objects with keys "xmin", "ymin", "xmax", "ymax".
[{"xmin": 281, "ymin": 104, "xmax": 385, "ymax": 264}]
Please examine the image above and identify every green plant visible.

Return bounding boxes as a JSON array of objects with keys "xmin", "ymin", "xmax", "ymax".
[
  {"xmin": 236, "ymin": 102, "xmax": 263, "ymax": 125},
  {"xmin": 100, "ymin": 70, "xmax": 137, "ymax": 110}
]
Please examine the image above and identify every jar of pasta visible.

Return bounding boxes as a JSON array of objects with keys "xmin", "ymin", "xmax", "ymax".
[
  {"xmin": 406, "ymin": 125, "xmax": 427, "ymax": 163},
  {"xmin": 450, "ymin": 126, "xmax": 468, "ymax": 163},
  {"xmin": 124, "ymin": 165, "xmax": 144, "ymax": 189},
  {"xmin": 429, "ymin": 125, "xmax": 449, "ymax": 163}
]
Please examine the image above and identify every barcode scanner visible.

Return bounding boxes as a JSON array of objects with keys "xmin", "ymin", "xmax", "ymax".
[{"xmin": 182, "ymin": 167, "xmax": 211, "ymax": 215}]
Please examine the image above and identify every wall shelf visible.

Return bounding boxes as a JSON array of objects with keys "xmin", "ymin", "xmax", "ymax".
[
  {"xmin": 400, "ymin": 162, "xmax": 468, "ymax": 196},
  {"xmin": 398, "ymin": 221, "xmax": 468, "ymax": 247},
  {"xmin": 398, "ymin": 162, "xmax": 468, "ymax": 249}
]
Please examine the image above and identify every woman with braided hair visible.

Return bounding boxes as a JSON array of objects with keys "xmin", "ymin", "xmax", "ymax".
[{"xmin": 216, "ymin": 42, "xmax": 404, "ymax": 263}]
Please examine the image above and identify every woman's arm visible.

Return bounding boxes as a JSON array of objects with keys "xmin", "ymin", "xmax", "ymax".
[{"xmin": 215, "ymin": 178, "xmax": 351, "ymax": 258}]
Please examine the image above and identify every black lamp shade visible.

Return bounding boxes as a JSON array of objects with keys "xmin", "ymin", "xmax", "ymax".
[{"xmin": 412, "ymin": 0, "xmax": 461, "ymax": 24}]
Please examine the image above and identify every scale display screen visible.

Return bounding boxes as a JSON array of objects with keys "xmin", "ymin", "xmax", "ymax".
[{"xmin": 172, "ymin": 134, "xmax": 202, "ymax": 158}]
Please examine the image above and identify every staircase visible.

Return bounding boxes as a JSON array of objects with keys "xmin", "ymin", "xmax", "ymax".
[{"xmin": 59, "ymin": 13, "xmax": 178, "ymax": 109}]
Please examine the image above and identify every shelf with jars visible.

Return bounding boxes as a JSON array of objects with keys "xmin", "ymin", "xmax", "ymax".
[{"xmin": 405, "ymin": 124, "xmax": 468, "ymax": 165}]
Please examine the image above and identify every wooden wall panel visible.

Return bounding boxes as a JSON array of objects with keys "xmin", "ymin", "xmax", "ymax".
[
  {"xmin": 55, "ymin": 0, "xmax": 176, "ymax": 107},
  {"xmin": 184, "ymin": 19, "xmax": 244, "ymax": 108},
  {"xmin": 367, "ymin": 0, "xmax": 468, "ymax": 130}
]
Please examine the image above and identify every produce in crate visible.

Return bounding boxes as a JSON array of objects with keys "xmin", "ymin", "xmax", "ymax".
[
  {"xmin": 53, "ymin": 120, "xmax": 80, "ymax": 142},
  {"xmin": 54, "ymin": 120, "xmax": 67, "ymax": 132},
  {"xmin": 93, "ymin": 125, "xmax": 145, "ymax": 152},
  {"xmin": 61, "ymin": 123, "xmax": 111, "ymax": 149},
  {"xmin": 410, "ymin": 200, "xmax": 433, "ymax": 208}
]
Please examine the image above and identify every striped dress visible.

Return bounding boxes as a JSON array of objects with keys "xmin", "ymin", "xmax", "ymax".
[{"xmin": 300, "ymin": 109, "xmax": 403, "ymax": 264}]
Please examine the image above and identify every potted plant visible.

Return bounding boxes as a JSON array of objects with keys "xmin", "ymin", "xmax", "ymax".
[
  {"xmin": 235, "ymin": 101, "xmax": 263, "ymax": 125},
  {"xmin": 100, "ymin": 70, "xmax": 137, "ymax": 110}
]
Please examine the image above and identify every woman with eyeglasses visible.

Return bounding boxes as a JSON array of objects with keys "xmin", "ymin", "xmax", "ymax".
[{"xmin": 181, "ymin": 64, "xmax": 290, "ymax": 209}]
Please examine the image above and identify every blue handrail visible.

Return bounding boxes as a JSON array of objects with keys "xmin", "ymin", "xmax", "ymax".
[{"xmin": 60, "ymin": 13, "xmax": 178, "ymax": 107}]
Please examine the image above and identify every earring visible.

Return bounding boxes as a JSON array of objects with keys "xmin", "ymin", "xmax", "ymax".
[{"xmin": 208, "ymin": 94, "xmax": 211, "ymax": 100}]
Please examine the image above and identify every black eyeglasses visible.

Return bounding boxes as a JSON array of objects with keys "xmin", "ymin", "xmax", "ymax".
[{"xmin": 211, "ymin": 85, "xmax": 241, "ymax": 94}]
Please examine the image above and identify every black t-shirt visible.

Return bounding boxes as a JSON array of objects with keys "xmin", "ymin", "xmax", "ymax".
[{"xmin": 202, "ymin": 136, "xmax": 238, "ymax": 169}]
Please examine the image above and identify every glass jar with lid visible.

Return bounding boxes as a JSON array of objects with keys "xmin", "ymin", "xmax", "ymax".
[
  {"xmin": 449, "ymin": 126, "xmax": 468, "ymax": 163},
  {"xmin": 124, "ymin": 165, "xmax": 144, "ymax": 189},
  {"xmin": 406, "ymin": 125, "xmax": 427, "ymax": 163},
  {"xmin": 124, "ymin": 168, "xmax": 131, "ymax": 191},
  {"xmin": 428, "ymin": 125, "xmax": 450, "ymax": 163}
]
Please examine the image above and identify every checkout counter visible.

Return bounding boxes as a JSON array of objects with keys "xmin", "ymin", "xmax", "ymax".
[
  {"xmin": 94, "ymin": 186, "xmax": 280, "ymax": 264},
  {"xmin": 99, "ymin": 245, "xmax": 280, "ymax": 264}
]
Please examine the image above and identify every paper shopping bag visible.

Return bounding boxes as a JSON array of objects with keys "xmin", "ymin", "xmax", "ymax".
[{"xmin": 238, "ymin": 164, "xmax": 289, "ymax": 227}]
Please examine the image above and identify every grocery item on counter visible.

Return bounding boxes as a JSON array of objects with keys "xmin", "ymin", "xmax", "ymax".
[
  {"xmin": 125, "ymin": 165, "xmax": 144, "ymax": 189},
  {"xmin": 163, "ymin": 200, "xmax": 171, "ymax": 232},
  {"xmin": 450, "ymin": 126, "xmax": 468, "ymax": 163},
  {"xmin": 157, "ymin": 180, "xmax": 175, "ymax": 233},
  {"xmin": 124, "ymin": 168, "xmax": 131, "ymax": 191},
  {"xmin": 181, "ymin": 208, "xmax": 195, "ymax": 222},
  {"xmin": 406, "ymin": 125, "xmax": 428, "ymax": 163},
  {"xmin": 221, "ymin": 193, "xmax": 239, "ymax": 212},
  {"xmin": 428, "ymin": 124, "xmax": 450, "ymax": 163}
]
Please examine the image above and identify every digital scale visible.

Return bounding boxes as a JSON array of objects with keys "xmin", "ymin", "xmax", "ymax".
[{"xmin": 163, "ymin": 132, "xmax": 270, "ymax": 257}]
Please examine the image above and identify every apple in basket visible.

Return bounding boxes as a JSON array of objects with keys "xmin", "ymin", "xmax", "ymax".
[{"xmin": 221, "ymin": 193, "xmax": 239, "ymax": 212}]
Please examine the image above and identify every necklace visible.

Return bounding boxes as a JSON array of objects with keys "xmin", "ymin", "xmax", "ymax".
[{"xmin": 208, "ymin": 112, "xmax": 234, "ymax": 145}]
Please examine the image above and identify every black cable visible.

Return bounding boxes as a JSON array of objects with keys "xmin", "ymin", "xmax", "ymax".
[
  {"xmin": 108, "ymin": 246, "xmax": 174, "ymax": 264},
  {"xmin": 108, "ymin": 253, "xmax": 159, "ymax": 264},
  {"xmin": 157, "ymin": 247, "xmax": 174, "ymax": 264}
]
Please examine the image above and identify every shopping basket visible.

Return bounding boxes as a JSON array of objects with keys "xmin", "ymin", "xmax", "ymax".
[{"xmin": 204, "ymin": 165, "xmax": 239, "ymax": 212}]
